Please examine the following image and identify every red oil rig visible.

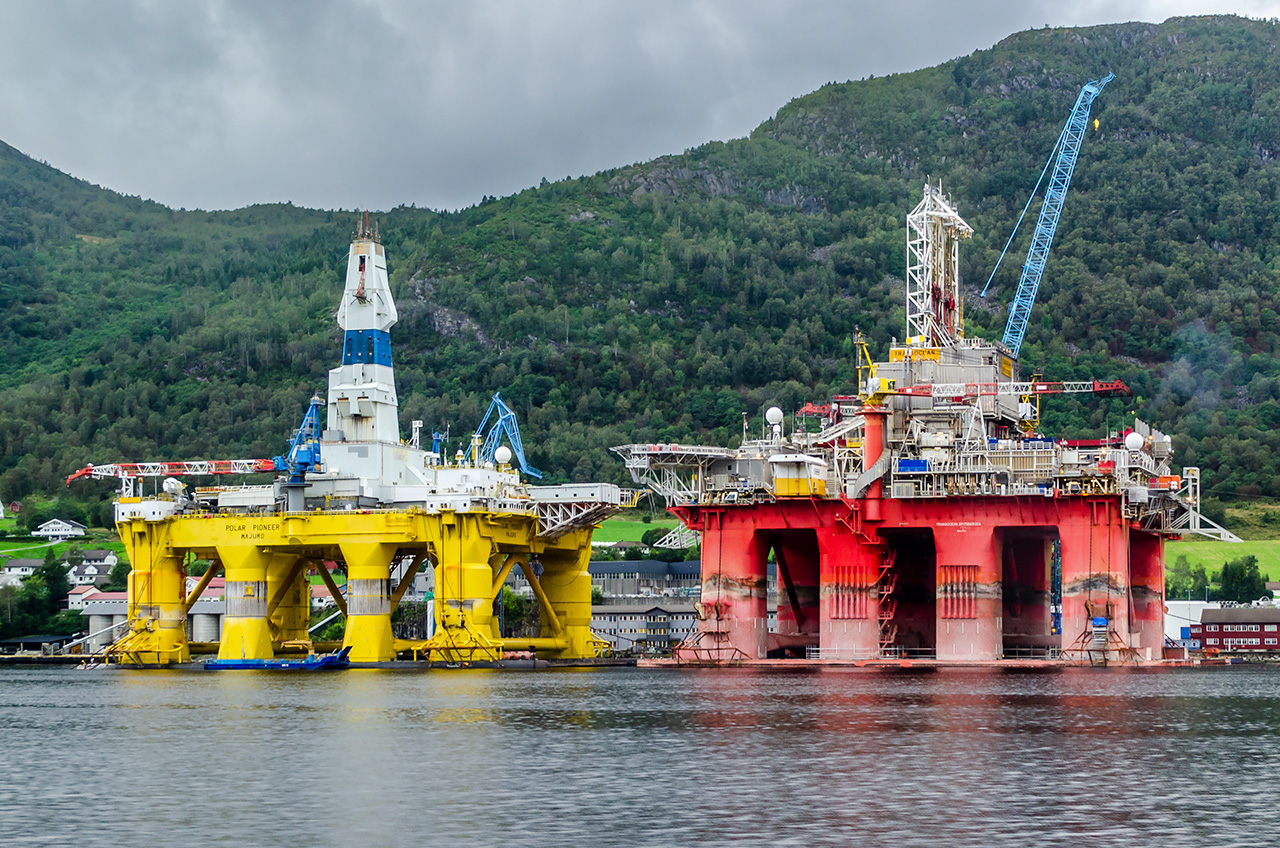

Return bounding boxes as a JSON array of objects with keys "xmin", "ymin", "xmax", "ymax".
[{"xmin": 615, "ymin": 75, "xmax": 1237, "ymax": 665}]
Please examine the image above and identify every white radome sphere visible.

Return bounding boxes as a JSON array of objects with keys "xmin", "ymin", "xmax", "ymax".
[
  {"xmin": 765, "ymin": 407, "xmax": 784, "ymax": 425},
  {"xmin": 1124, "ymin": 432, "xmax": 1144, "ymax": 451},
  {"xmin": 162, "ymin": 477, "xmax": 184, "ymax": 494},
  {"xmin": 495, "ymin": 446, "xmax": 513, "ymax": 465}
]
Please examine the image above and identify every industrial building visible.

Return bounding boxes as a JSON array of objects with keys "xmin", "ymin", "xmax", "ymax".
[
  {"xmin": 591, "ymin": 600, "xmax": 780, "ymax": 653},
  {"xmin": 588, "ymin": 559, "xmax": 701, "ymax": 597},
  {"xmin": 1189, "ymin": 608, "xmax": 1280, "ymax": 652},
  {"xmin": 591, "ymin": 602, "xmax": 700, "ymax": 652}
]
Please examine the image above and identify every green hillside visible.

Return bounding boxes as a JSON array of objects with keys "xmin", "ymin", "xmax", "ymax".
[{"xmin": 3, "ymin": 15, "xmax": 1280, "ymax": 526}]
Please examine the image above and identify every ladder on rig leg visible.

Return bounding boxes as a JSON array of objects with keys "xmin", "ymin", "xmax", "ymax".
[{"xmin": 877, "ymin": 547, "xmax": 898, "ymax": 656}]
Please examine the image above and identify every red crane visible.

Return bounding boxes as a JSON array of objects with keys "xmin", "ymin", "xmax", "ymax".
[{"xmin": 66, "ymin": 459, "xmax": 277, "ymax": 486}]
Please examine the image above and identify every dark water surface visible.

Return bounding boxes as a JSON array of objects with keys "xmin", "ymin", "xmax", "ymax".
[{"xmin": 2, "ymin": 665, "xmax": 1277, "ymax": 847}]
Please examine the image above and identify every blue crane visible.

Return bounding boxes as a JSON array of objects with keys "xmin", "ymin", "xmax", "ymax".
[
  {"xmin": 467, "ymin": 392, "xmax": 542, "ymax": 479},
  {"xmin": 273, "ymin": 395, "xmax": 325, "ymax": 484},
  {"xmin": 981, "ymin": 72, "xmax": 1114, "ymax": 358}
]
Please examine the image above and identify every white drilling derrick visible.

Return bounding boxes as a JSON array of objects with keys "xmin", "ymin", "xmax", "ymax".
[
  {"xmin": 905, "ymin": 184, "xmax": 973, "ymax": 348},
  {"xmin": 328, "ymin": 213, "xmax": 401, "ymax": 448}
]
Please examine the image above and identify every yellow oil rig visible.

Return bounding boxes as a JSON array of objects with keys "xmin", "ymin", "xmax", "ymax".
[{"xmin": 69, "ymin": 217, "xmax": 632, "ymax": 666}]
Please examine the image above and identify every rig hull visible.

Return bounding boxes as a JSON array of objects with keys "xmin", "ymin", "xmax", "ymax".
[
  {"xmin": 673, "ymin": 495, "xmax": 1164, "ymax": 664},
  {"xmin": 112, "ymin": 509, "xmax": 607, "ymax": 665}
]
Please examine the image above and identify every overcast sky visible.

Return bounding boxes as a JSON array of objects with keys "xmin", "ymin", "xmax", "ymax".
[{"xmin": 0, "ymin": 0, "xmax": 1276, "ymax": 212}]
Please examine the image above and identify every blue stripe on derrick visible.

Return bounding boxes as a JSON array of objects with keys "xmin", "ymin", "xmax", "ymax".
[{"xmin": 342, "ymin": 330, "xmax": 393, "ymax": 366}]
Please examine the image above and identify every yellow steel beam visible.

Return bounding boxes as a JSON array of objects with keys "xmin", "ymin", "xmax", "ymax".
[
  {"xmin": 390, "ymin": 552, "xmax": 429, "ymax": 611},
  {"xmin": 266, "ymin": 558, "xmax": 308, "ymax": 618},
  {"xmin": 519, "ymin": 561, "xmax": 563, "ymax": 636},
  {"xmin": 498, "ymin": 637, "xmax": 569, "ymax": 651},
  {"xmin": 181, "ymin": 559, "xmax": 223, "ymax": 613},
  {"xmin": 490, "ymin": 554, "xmax": 524, "ymax": 601},
  {"xmin": 314, "ymin": 562, "xmax": 348, "ymax": 617}
]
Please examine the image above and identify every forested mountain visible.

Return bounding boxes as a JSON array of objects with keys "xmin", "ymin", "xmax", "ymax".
[{"xmin": 3, "ymin": 14, "xmax": 1280, "ymax": 517}]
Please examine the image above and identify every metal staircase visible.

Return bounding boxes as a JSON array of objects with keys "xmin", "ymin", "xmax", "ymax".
[{"xmin": 877, "ymin": 547, "xmax": 898, "ymax": 655}]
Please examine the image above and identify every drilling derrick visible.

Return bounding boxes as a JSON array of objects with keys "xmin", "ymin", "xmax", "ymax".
[
  {"xmin": 73, "ymin": 217, "xmax": 634, "ymax": 667},
  {"xmin": 906, "ymin": 184, "xmax": 972, "ymax": 347},
  {"xmin": 617, "ymin": 183, "xmax": 1238, "ymax": 668}
]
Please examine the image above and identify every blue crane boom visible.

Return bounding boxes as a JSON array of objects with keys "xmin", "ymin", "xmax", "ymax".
[
  {"xmin": 981, "ymin": 72, "xmax": 1114, "ymax": 358},
  {"xmin": 273, "ymin": 395, "xmax": 325, "ymax": 483},
  {"xmin": 467, "ymin": 392, "xmax": 542, "ymax": 479}
]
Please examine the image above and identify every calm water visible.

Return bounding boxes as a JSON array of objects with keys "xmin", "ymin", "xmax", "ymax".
[{"xmin": 2, "ymin": 665, "xmax": 1278, "ymax": 847}]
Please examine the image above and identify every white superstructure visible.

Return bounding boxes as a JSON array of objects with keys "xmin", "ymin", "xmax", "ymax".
[
  {"xmin": 320, "ymin": 216, "xmax": 423, "ymax": 490},
  {"xmin": 74, "ymin": 216, "xmax": 634, "ymax": 538}
]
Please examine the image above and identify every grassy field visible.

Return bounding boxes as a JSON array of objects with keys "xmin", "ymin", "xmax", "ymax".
[
  {"xmin": 592, "ymin": 515, "xmax": 679, "ymax": 543},
  {"xmin": 0, "ymin": 525, "xmax": 127, "ymax": 564},
  {"xmin": 1161, "ymin": 501, "xmax": 1280, "ymax": 582},
  {"xmin": 1165, "ymin": 539, "xmax": 1280, "ymax": 582}
]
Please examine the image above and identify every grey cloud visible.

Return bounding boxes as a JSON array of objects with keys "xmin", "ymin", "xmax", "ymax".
[{"xmin": 0, "ymin": 0, "xmax": 1271, "ymax": 211}]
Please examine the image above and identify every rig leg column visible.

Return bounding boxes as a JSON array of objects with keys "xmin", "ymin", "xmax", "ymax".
[
  {"xmin": 537, "ymin": 529, "xmax": 605, "ymax": 658},
  {"xmin": 430, "ymin": 517, "xmax": 502, "ymax": 663},
  {"xmin": 119, "ymin": 520, "xmax": 189, "ymax": 665},
  {"xmin": 934, "ymin": 525, "xmax": 1001, "ymax": 661},
  {"xmin": 685, "ymin": 510, "xmax": 768, "ymax": 661},
  {"xmin": 1129, "ymin": 530, "xmax": 1164, "ymax": 659},
  {"xmin": 217, "ymin": 545, "xmax": 274, "ymax": 660},
  {"xmin": 1059, "ymin": 499, "xmax": 1131, "ymax": 655},
  {"xmin": 818, "ymin": 528, "xmax": 881, "ymax": 660},
  {"xmin": 341, "ymin": 541, "xmax": 397, "ymax": 663}
]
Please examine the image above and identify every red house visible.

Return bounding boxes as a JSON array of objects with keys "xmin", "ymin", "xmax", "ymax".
[{"xmin": 1189, "ymin": 608, "xmax": 1280, "ymax": 652}]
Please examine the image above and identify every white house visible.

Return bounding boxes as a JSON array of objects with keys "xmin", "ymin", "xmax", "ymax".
[
  {"xmin": 64, "ymin": 550, "xmax": 119, "ymax": 587},
  {"xmin": 67, "ymin": 585, "xmax": 103, "ymax": 609},
  {"xmin": 32, "ymin": 519, "xmax": 87, "ymax": 542},
  {"xmin": 2, "ymin": 558, "xmax": 41, "ymax": 578},
  {"xmin": 67, "ymin": 562, "xmax": 108, "ymax": 587},
  {"xmin": 80, "ymin": 549, "xmax": 118, "ymax": 568}
]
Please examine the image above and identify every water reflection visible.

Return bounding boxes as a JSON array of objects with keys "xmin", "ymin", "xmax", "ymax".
[{"xmin": 2, "ymin": 665, "xmax": 1279, "ymax": 846}]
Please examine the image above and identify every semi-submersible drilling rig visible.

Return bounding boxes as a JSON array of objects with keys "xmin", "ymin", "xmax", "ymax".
[
  {"xmin": 617, "ymin": 183, "xmax": 1234, "ymax": 665},
  {"xmin": 70, "ymin": 218, "xmax": 633, "ymax": 666},
  {"xmin": 616, "ymin": 75, "xmax": 1236, "ymax": 664}
]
